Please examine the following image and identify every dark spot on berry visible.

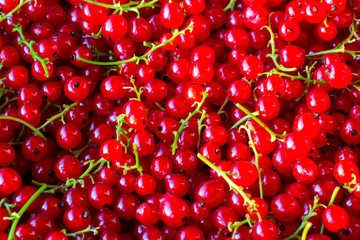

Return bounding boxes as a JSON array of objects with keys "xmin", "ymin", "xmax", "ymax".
[
  {"xmin": 52, "ymin": 52, "xmax": 58, "ymax": 58},
  {"xmin": 291, "ymin": 98, "xmax": 296, "ymax": 102},
  {"xmin": 296, "ymin": 2, "xmax": 302, "ymax": 8},
  {"xmin": 313, "ymin": 113, "xmax": 319, "ymax": 119},
  {"xmin": 275, "ymin": 93, "xmax": 281, "ymax": 97},
  {"xmin": 26, "ymin": 100, "xmax": 30, "ymax": 103},
  {"xmin": 279, "ymin": 224, "xmax": 285, "ymax": 232},
  {"xmin": 15, "ymin": 90, "xmax": 19, "ymax": 95},
  {"xmin": 136, "ymin": 200, "xmax": 142, "ymax": 205},
  {"xmin": 325, "ymin": 68, "xmax": 331, "ymax": 73},
  {"xmin": 55, "ymin": 75, "xmax": 62, "ymax": 81},
  {"xmin": 82, "ymin": 119, "xmax": 87, "ymax": 124},
  {"xmin": 326, "ymin": 133, "xmax": 335, "ymax": 139},
  {"xmin": 182, "ymin": 217, "xmax": 188, "ymax": 222},
  {"xmin": 308, "ymin": 156, "xmax": 313, "ymax": 160},
  {"xmin": 157, "ymin": 126, "xmax": 162, "ymax": 132},
  {"xmin": 215, "ymin": 148, "xmax": 220, "ymax": 154},
  {"xmin": 37, "ymin": 22, "xmax": 42, "ymax": 27},
  {"xmin": 352, "ymin": 129, "xmax": 358, "ymax": 136},
  {"xmin": 357, "ymin": 58, "xmax": 360, "ymax": 64},
  {"xmin": 53, "ymin": 33, "xmax": 58, "ymax": 37},
  {"xmin": 312, "ymin": 6, "xmax": 318, "ymax": 12},
  {"xmin": 0, "ymin": 7, "xmax": 3, "ymax": 12},
  {"xmin": 339, "ymin": 229, "xmax": 350, "ymax": 236},
  {"xmin": 199, "ymin": 201, "xmax": 205, "ymax": 207},
  {"xmin": 142, "ymin": 119, "xmax": 147, "ymax": 125},
  {"xmin": 59, "ymin": 201, "xmax": 66, "ymax": 208},
  {"xmin": 331, "ymin": 5, "xmax": 337, "ymax": 11},
  {"xmin": 70, "ymin": 55, "xmax": 75, "ymax": 60},
  {"xmin": 82, "ymin": 211, "xmax": 90, "ymax": 219},
  {"xmin": 236, "ymin": 158, "xmax": 242, "ymax": 161},
  {"xmin": 106, "ymin": 36, "xmax": 111, "ymax": 40},
  {"xmin": 33, "ymin": 149, "xmax": 40, "ymax": 155},
  {"xmin": 43, "ymin": 94, "xmax": 48, "ymax": 99},
  {"xmin": 309, "ymin": 148, "xmax": 314, "ymax": 153},
  {"xmin": 286, "ymin": 28, "xmax": 293, "ymax": 34},
  {"xmin": 48, "ymin": 170, "xmax": 55, "ymax": 177},
  {"xmin": 180, "ymin": 170, "xmax": 185, "ymax": 174},
  {"xmin": 73, "ymin": 82, "xmax": 80, "ymax": 88},
  {"xmin": 277, "ymin": 55, "xmax": 282, "ymax": 62},
  {"xmin": 71, "ymin": 31, "xmax": 77, "ymax": 36}
]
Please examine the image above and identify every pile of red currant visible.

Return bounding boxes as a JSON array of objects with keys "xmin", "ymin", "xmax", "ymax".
[{"xmin": 2, "ymin": 0, "xmax": 360, "ymax": 239}]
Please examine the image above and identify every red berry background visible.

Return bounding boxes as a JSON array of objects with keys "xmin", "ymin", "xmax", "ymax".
[{"xmin": 0, "ymin": 0, "xmax": 360, "ymax": 239}]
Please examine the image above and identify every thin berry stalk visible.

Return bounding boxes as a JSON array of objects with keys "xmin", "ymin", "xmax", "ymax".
[
  {"xmin": 172, "ymin": 92, "xmax": 208, "ymax": 155},
  {"xmin": 7, "ymin": 184, "xmax": 47, "ymax": 240},
  {"xmin": 0, "ymin": 116, "xmax": 46, "ymax": 140},
  {"xmin": 77, "ymin": 22, "xmax": 194, "ymax": 66},
  {"xmin": 12, "ymin": 24, "xmax": 51, "ymax": 77}
]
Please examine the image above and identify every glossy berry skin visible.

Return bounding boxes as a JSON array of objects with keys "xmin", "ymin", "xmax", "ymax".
[
  {"xmin": 56, "ymin": 123, "xmax": 82, "ymax": 150},
  {"xmin": 252, "ymin": 219, "xmax": 278, "ymax": 240},
  {"xmin": 230, "ymin": 161, "xmax": 258, "ymax": 187},
  {"xmin": 64, "ymin": 76, "xmax": 89, "ymax": 102},
  {"xmin": 160, "ymin": 2, "xmax": 184, "ymax": 29},
  {"xmin": 130, "ymin": 130, "xmax": 155, "ymax": 157},
  {"xmin": 88, "ymin": 183, "xmax": 114, "ymax": 209},
  {"xmin": 135, "ymin": 174, "xmax": 156, "ymax": 196},
  {"xmin": 0, "ymin": 143, "xmax": 15, "ymax": 166},
  {"xmin": 0, "ymin": 167, "xmax": 22, "ymax": 195},
  {"xmin": 102, "ymin": 15, "xmax": 127, "ymax": 42},
  {"xmin": 195, "ymin": 180, "xmax": 225, "ymax": 208},
  {"xmin": 324, "ymin": 62, "xmax": 352, "ymax": 89},
  {"xmin": 333, "ymin": 160, "xmax": 359, "ymax": 184},
  {"xmin": 63, "ymin": 207, "xmax": 91, "ymax": 232},
  {"xmin": 136, "ymin": 202, "xmax": 159, "ymax": 227},
  {"xmin": 54, "ymin": 155, "xmax": 81, "ymax": 182},
  {"xmin": 159, "ymin": 194, "xmax": 190, "ymax": 228},
  {"xmin": 22, "ymin": 136, "xmax": 48, "ymax": 162},
  {"xmin": 322, "ymin": 205, "xmax": 349, "ymax": 232},
  {"xmin": 270, "ymin": 193, "xmax": 301, "ymax": 222}
]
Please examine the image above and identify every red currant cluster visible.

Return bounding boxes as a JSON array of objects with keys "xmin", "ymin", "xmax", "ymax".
[{"xmin": 1, "ymin": 0, "xmax": 360, "ymax": 239}]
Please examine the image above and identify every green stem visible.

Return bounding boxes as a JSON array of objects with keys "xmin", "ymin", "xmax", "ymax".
[
  {"xmin": 0, "ymin": 97, "xmax": 16, "ymax": 109},
  {"xmin": 172, "ymin": 92, "xmax": 208, "ymax": 155},
  {"xmin": 329, "ymin": 186, "xmax": 340, "ymax": 206},
  {"xmin": 262, "ymin": 26, "xmax": 297, "ymax": 72},
  {"xmin": 223, "ymin": 0, "xmax": 237, "ymax": 12},
  {"xmin": 230, "ymin": 112, "xmax": 258, "ymax": 130},
  {"xmin": 228, "ymin": 219, "xmax": 248, "ymax": 238},
  {"xmin": 284, "ymin": 196, "xmax": 321, "ymax": 240},
  {"xmin": 197, "ymin": 110, "xmax": 208, "ymax": 148},
  {"xmin": 12, "ymin": 24, "xmax": 50, "ymax": 78},
  {"xmin": 197, "ymin": 153, "xmax": 255, "ymax": 207},
  {"xmin": 77, "ymin": 22, "xmax": 194, "ymax": 66},
  {"xmin": 7, "ymin": 184, "xmax": 47, "ymax": 240},
  {"xmin": 0, "ymin": 0, "xmax": 32, "ymax": 22},
  {"xmin": 301, "ymin": 222, "xmax": 313, "ymax": 240},
  {"xmin": 217, "ymin": 97, "xmax": 229, "ymax": 115},
  {"xmin": 243, "ymin": 126, "xmax": 263, "ymax": 199},
  {"xmin": 235, "ymin": 103, "xmax": 285, "ymax": 141},
  {"xmin": 120, "ymin": 143, "xmax": 143, "ymax": 175},
  {"xmin": 81, "ymin": 0, "xmax": 159, "ymax": 16},
  {"xmin": 0, "ymin": 116, "xmax": 46, "ymax": 140},
  {"xmin": 155, "ymin": 102, "xmax": 165, "ymax": 111},
  {"xmin": 63, "ymin": 225, "xmax": 99, "ymax": 237},
  {"xmin": 37, "ymin": 102, "xmax": 79, "ymax": 131}
]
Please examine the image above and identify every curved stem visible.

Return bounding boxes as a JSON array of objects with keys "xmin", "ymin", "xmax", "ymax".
[
  {"xmin": 235, "ymin": 104, "xmax": 285, "ymax": 141},
  {"xmin": 172, "ymin": 92, "xmax": 208, "ymax": 155},
  {"xmin": 7, "ymin": 184, "xmax": 47, "ymax": 240},
  {"xmin": 242, "ymin": 126, "xmax": 263, "ymax": 199},
  {"xmin": 0, "ymin": 0, "xmax": 32, "ymax": 22},
  {"xmin": 223, "ymin": 0, "xmax": 237, "ymax": 12},
  {"xmin": 12, "ymin": 24, "xmax": 50, "ymax": 77},
  {"xmin": 230, "ymin": 112, "xmax": 258, "ymax": 130},
  {"xmin": 197, "ymin": 153, "xmax": 255, "ymax": 207},
  {"xmin": 0, "ymin": 116, "xmax": 46, "ymax": 140},
  {"xmin": 301, "ymin": 222, "xmax": 313, "ymax": 240},
  {"xmin": 37, "ymin": 102, "xmax": 79, "ymax": 131},
  {"xmin": 120, "ymin": 143, "xmax": 143, "ymax": 175},
  {"xmin": 77, "ymin": 22, "xmax": 194, "ymax": 66}
]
